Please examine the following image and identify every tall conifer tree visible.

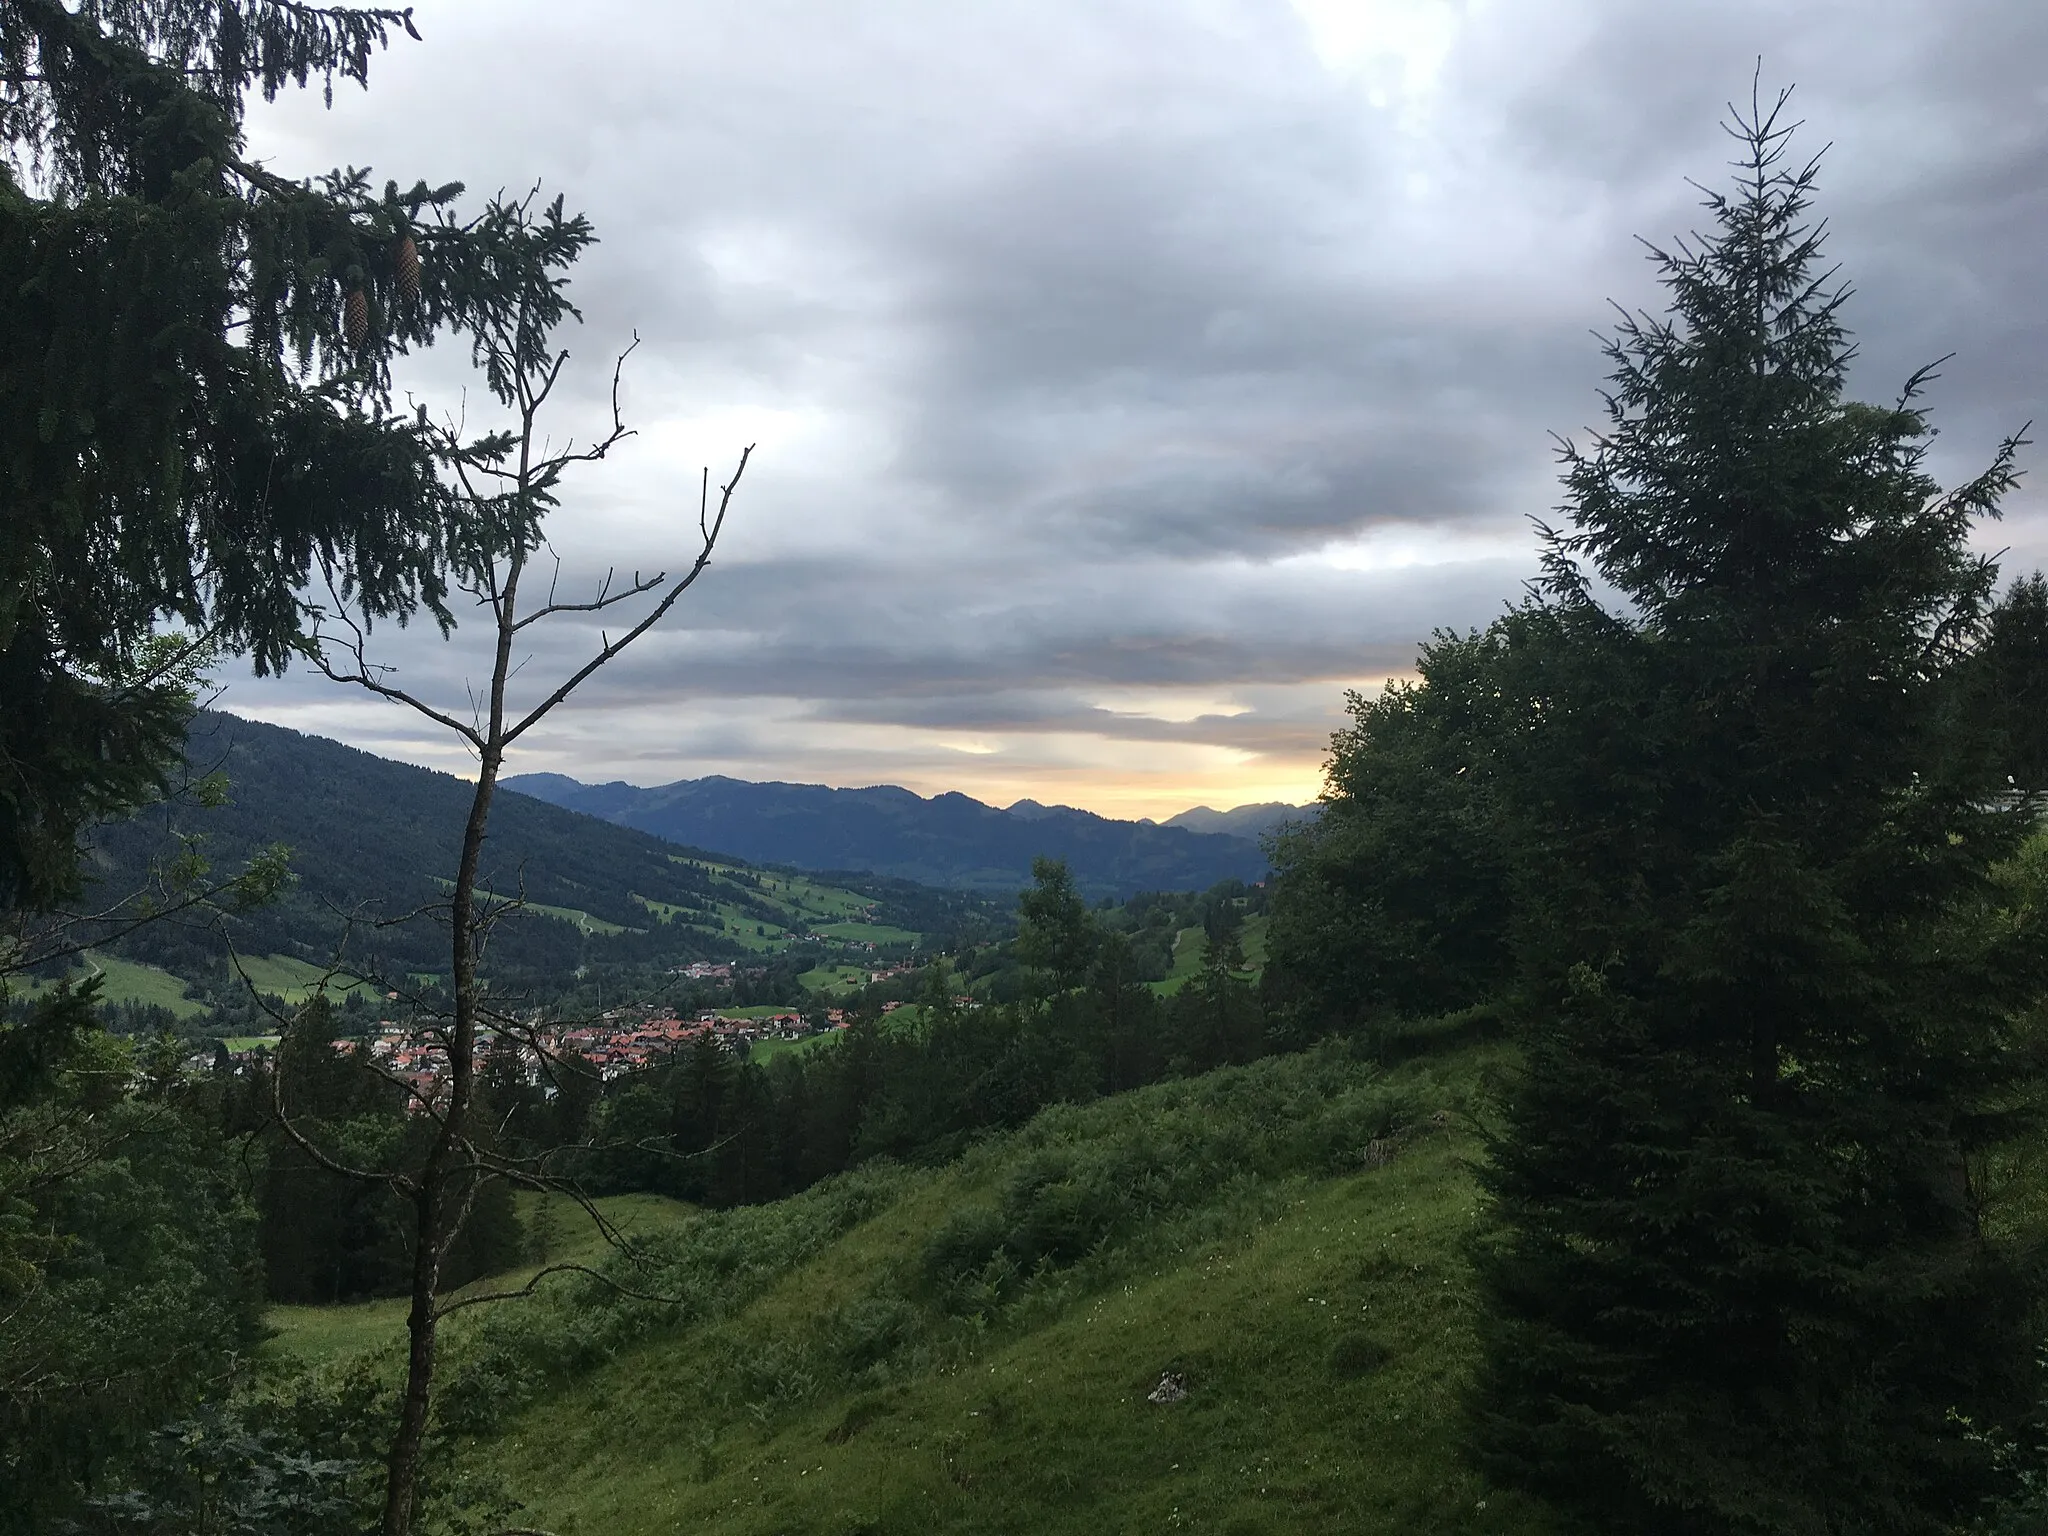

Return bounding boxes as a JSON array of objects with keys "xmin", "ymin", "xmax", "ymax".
[
  {"xmin": 1468, "ymin": 92, "xmax": 2047, "ymax": 1534},
  {"xmin": 0, "ymin": 1, "xmax": 526, "ymax": 912}
]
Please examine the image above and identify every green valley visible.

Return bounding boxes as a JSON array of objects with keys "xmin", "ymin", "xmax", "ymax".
[{"xmin": 31, "ymin": 713, "xmax": 1003, "ymax": 1040}]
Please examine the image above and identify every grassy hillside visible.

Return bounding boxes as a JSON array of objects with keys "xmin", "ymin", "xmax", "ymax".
[
  {"xmin": 263, "ymin": 1191, "xmax": 698, "ymax": 1368},
  {"xmin": 1150, "ymin": 914, "xmax": 1270, "ymax": 997},
  {"xmin": 279, "ymin": 1028, "xmax": 1561, "ymax": 1534},
  {"xmin": 19, "ymin": 952, "xmax": 209, "ymax": 1018}
]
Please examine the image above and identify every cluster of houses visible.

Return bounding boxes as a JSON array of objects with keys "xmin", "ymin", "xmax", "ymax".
[
  {"xmin": 537, "ymin": 1006, "xmax": 836, "ymax": 1078},
  {"xmin": 357, "ymin": 1003, "xmax": 848, "ymax": 1100},
  {"xmin": 213, "ymin": 951, "xmax": 951, "ymax": 1105}
]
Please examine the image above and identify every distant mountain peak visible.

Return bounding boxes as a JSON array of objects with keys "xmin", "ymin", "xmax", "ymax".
[
  {"xmin": 1005, "ymin": 797, "xmax": 1094, "ymax": 823},
  {"xmin": 502, "ymin": 771, "xmax": 1270, "ymax": 897},
  {"xmin": 1161, "ymin": 801, "xmax": 1313, "ymax": 843}
]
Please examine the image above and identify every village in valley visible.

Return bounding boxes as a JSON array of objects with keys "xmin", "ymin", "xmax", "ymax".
[
  {"xmin": 333, "ymin": 957, "xmax": 949, "ymax": 1101},
  {"xmin": 196, "ymin": 861, "xmax": 991, "ymax": 1091}
]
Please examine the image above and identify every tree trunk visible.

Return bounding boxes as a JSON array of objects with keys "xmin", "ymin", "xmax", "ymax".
[{"xmin": 381, "ymin": 741, "xmax": 502, "ymax": 1536}]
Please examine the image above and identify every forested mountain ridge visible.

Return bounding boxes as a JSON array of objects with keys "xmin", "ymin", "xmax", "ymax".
[
  {"xmin": 80, "ymin": 712, "xmax": 994, "ymax": 989},
  {"xmin": 502, "ymin": 770, "xmax": 1272, "ymax": 897}
]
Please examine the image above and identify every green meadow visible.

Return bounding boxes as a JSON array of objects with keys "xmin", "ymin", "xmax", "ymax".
[{"xmin": 275, "ymin": 1028, "xmax": 1566, "ymax": 1535}]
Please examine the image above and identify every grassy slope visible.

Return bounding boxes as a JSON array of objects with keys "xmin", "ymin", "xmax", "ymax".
[
  {"xmin": 800, "ymin": 964, "xmax": 870, "ymax": 993},
  {"xmin": 749, "ymin": 1031, "xmax": 841, "ymax": 1065},
  {"xmin": 24, "ymin": 950, "xmax": 382, "ymax": 1014},
  {"xmin": 425, "ymin": 1031, "xmax": 1563, "ymax": 1536},
  {"xmin": 813, "ymin": 920, "xmax": 923, "ymax": 946},
  {"xmin": 234, "ymin": 953, "xmax": 376, "ymax": 1002},
  {"xmin": 263, "ymin": 1192, "xmax": 697, "ymax": 1367},
  {"xmin": 17, "ymin": 952, "xmax": 209, "ymax": 1018},
  {"xmin": 658, "ymin": 860, "xmax": 914, "ymax": 955},
  {"xmin": 519, "ymin": 899, "xmax": 637, "ymax": 936},
  {"xmin": 1152, "ymin": 915, "xmax": 1270, "ymax": 998}
]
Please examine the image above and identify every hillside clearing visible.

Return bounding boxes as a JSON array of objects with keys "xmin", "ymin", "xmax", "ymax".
[
  {"xmin": 395, "ymin": 1029, "xmax": 1562, "ymax": 1535},
  {"xmin": 20, "ymin": 952, "xmax": 208, "ymax": 1018},
  {"xmin": 1150, "ymin": 914, "xmax": 1269, "ymax": 997},
  {"xmin": 262, "ymin": 1191, "xmax": 696, "ymax": 1368}
]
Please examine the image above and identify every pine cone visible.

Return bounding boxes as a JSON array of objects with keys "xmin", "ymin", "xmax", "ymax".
[
  {"xmin": 345, "ymin": 288, "xmax": 369, "ymax": 348},
  {"xmin": 395, "ymin": 234, "xmax": 420, "ymax": 302}
]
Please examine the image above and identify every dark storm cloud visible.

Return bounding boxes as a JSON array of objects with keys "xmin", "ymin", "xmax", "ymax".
[{"xmin": 223, "ymin": 0, "xmax": 2048, "ymax": 809}]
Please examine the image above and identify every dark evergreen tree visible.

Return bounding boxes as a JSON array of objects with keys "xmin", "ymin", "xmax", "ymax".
[
  {"xmin": 1015, "ymin": 857, "xmax": 1100, "ymax": 994},
  {"xmin": 1468, "ymin": 94, "xmax": 2048, "ymax": 1533},
  {"xmin": 0, "ymin": 1, "xmax": 534, "ymax": 912},
  {"xmin": 1, "ymin": 1030, "xmax": 265, "ymax": 1533},
  {"xmin": 1088, "ymin": 931, "xmax": 1169, "ymax": 1092},
  {"xmin": 1168, "ymin": 920, "xmax": 1263, "ymax": 1075}
]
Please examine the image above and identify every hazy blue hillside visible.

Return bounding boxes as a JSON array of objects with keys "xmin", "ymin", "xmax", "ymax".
[
  {"xmin": 1162, "ymin": 800, "xmax": 1313, "ymax": 842},
  {"xmin": 502, "ymin": 772, "xmax": 1270, "ymax": 897}
]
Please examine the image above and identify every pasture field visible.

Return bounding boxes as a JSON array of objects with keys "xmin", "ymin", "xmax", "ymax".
[
  {"xmin": 233, "ymin": 953, "xmax": 376, "ymax": 1002},
  {"xmin": 1150, "ymin": 914, "xmax": 1269, "ymax": 997},
  {"xmin": 812, "ymin": 919, "xmax": 921, "ymax": 947},
  {"xmin": 514, "ymin": 898, "xmax": 636, "ymax": 935},
  {"xmin": 748, "ymin": 1031, "xmax": 840, "ymax": 1064},
  {"xmin": 798, "ymin": 964, "xmax": 869, "ymax": 993},
  {"xmin": 17, "ymin": 952, "xmax": 207, "ymax": 1018}
]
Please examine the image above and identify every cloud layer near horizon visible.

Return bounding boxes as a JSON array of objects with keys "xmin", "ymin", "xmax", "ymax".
[{"xmin": 222, "ymin": 0, "xmax": 2048, "ymax": 818}]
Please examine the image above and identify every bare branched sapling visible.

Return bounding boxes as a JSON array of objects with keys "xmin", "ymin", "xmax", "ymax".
[{"xmin": 277, "ymin": 191, "xmax": 751, "ymax": 1536}]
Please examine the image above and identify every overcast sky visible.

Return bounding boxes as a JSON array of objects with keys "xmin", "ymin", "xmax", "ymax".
[{"xmin": 222, "ymin": 0, "xmax": 2048, "ymax": 819}]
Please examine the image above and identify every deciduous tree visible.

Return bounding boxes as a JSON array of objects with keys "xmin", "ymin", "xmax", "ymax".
[{"xmin": 256, "ymin": 184, "xmax": 750, "ymax": 1535}]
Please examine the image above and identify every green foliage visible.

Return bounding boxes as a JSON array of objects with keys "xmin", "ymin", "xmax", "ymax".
[
  {"xmin": 1952, "ymin": 572, "xmax": 2048, "ymax": 795},
  {"xmin": 0, "ymin": 971, "xmax": 100, "ymax": 1106},
  {"xmin": 1015, "ymin": 857, "xmax": 1100, "ymax": 993},
  {"xmin": 1455, "ymin": 98, "xmax": 2048, "ymax": 1534},
  {"xmin": 428, "ymin": 1167, "xmax": 917, "ymax": 1439},
  {"xmin": 258, "ymin": 1006, "xmax": 412, "ymax": 1304},
  {"xmin": 1265, "ymin": 621, "xmax": 1528, "ymax": 1035},
  {"xmin": 66, "ymin": 1403, "xmax": 364, "ymax": 1536},
  {"xmin": 0, "ymin": 0, "xmax": 557, "ymax": 912},
  {"xmin": 915, "ymin": 1044, "xmax": 1414, "ymax": 1319},
  {"xmin": 0, "ymin": 1031, "xmax": 264, "ymax": 1534},
  {"xmin": 255, "ymin": 1001, "xmax": 523, "ymax": 1305},
  {"xmin": 545, "ymin": 866, "xmax": 1293, "ymax": 1229}
]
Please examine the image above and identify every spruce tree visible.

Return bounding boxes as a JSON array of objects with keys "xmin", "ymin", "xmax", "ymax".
[
  {"xmin": 1468, "ymin": 93, "xmax": 2047, "ymax": 1533},
  {"xmin": 1, "ymin": 1, "xmax": 525, "ymax": 911}
]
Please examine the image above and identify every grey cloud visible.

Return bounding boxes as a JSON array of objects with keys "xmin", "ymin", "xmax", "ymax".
[
  {"xmin": 227, "ymin": 0, "xmax": 2048, "ymax": 808},
  {"xmin": 248, "ymin": 537, "xmax": 1507, "ymax": 762}
]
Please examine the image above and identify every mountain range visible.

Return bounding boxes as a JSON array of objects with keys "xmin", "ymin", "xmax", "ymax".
[
  {"xmin": 502, "ymin": 773, "xmax": 1295, "ymax": 897},
  {"xmin": 1158, "ymin": 801, "xmax": 1310, "ymax": 842},
  {"xmin": 74, "ymin": 714, "xmax": 1291, "ymax": 999},
  {"xmin": 85, "ymin": 712, "xmax": 995, "ymax": 988}
]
